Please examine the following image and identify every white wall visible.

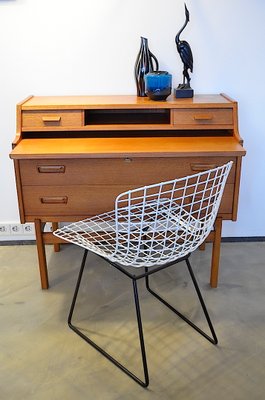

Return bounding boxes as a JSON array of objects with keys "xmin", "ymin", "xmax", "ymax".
[{"xmin": 0, "ymin": 0, "xmax": 264, "ymax": 237}]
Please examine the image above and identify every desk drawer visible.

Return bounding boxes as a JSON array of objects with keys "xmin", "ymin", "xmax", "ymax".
[
  {"xmin": 23, "ymin": 185, "xmax": 134, "ymax": 216},
  {"xmin": 20, "ymin": 157, "xmax": 236, "ymax": 186},
  {"xmin": 22, "ymin": 110, "xmax": 83, "ymax": 129},
  {"xmin": 22, "ymin": 183, "xmax": 234, "ymax": 217},
  {"xmin": 172, "ymin": 108, "xmax": 233, "ymax": 126}
]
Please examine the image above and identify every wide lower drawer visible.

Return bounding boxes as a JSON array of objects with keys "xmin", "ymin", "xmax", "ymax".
[
  {"xmin": 172, "ymin": 108, "xmax": 233, "ymax": 126},
  {"xmin": 22, "ymin": 110, "xmax": 83, "ymax": 129},
  {"xmin": 19, "ymin": 156, "xmax": 236, "ymax": 186},
  {"xmin": 22, "ymin": 184, "xmax": 235, "ymax": 217}
]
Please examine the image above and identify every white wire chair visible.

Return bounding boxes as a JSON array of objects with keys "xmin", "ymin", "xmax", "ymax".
[{"xmin": 54, "ymin": 161, "xmax": 232, "ymax": 388}]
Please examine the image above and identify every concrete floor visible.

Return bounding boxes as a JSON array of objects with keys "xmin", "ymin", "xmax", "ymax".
[{"xmin": 1, "ymin": 241, "xmax": 265, "ymax": 400}]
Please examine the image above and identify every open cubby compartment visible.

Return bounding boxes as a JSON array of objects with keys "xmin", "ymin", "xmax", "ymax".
[{"xmin": 85, "ymin": 108, "xmax": 170, "ymax": 125}]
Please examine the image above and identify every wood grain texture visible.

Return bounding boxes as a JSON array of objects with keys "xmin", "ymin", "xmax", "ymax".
[
  {"xmin": 22, "ymin": 110, "xmax": 83, "ymax": 129},
  {"xmin": 10, "ymin": 137, "xmax": 246, "ymax": 159},
  {"xmin": 18, "ymin": 156, "xmax": 236, "ymax": 186},
  {"xmin": 172, "ymin": 108, "xmax": 233, "ymax": 126},
  {"xmin": 21, "ymin": 94, "xmax": 232, "ymax": 110},
  {"xmin": 22, "ymin": 183, "xmax": 234, "ymax": 218}
]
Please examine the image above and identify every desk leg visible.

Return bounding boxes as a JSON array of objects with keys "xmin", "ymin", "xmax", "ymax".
[
  {"xmin": 34, "ymin": 219, "xmax": 49, "ymax": 290},
  {"xmin": 210, "ymin": 217, "xmax": 222, "ymax": 288},
  {"xmin": 52, "ymin": 222, "xmax": 60, "ymax": 252}
]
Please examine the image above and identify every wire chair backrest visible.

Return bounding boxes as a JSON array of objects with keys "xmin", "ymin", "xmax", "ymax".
[{"xmin": 114, "ymin": 162, "xmax": 233, "ymax": 266}]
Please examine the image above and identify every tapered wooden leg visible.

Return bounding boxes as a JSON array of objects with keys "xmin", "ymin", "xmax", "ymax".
[
  {"xmin": 52, "ymin": 222, "xmax": 60, "ymax": 252},
  {"xmin": 34, "ymin": 219, "xmax": 49, "ymax": 289},
  {"xmin": 210, "ymin": 217, "xmax": 222, "ymax": 288}
]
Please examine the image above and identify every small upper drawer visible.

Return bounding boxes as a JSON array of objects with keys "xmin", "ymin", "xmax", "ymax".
[
  {"xmin": 172, "ymin": 108, "xmax": 233, "ymax": 126},
  {"xmin": 22, "ymin": 110, "xmax": 83, "ymax": 129}
]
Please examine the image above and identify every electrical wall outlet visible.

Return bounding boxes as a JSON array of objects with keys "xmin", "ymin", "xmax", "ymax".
[
  {"xmin": 44, "ymin": 222, "xmax": 53, "ymax": 232},
  {"xmin": 0, "ymin": 224, "xmax": 11, "ymax": 236},
  {"xmin": 0, "ymin": 222, "xmax": 36, "ymax": 239},
  {"xmin": 23, "ymin": 223, "xmax": 35, "ymax": 235},
  {"xmin": 10, "ymin": 224, "xmax": 24, "ymax": 235}
]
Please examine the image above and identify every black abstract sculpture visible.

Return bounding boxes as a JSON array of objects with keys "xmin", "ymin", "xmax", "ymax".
[
  {"xmin": 175, "ymin": 3, "xmax": 194, "ymax": 98},
  {"xmin": 135, "ymin": 37, "xmax": 159, "ymax": 97}
]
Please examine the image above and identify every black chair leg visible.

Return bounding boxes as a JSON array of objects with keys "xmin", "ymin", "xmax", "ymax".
[
  {"xmin": 68, "ymin": 251, "xmax": 216, "ymax": 388},
  {"xmin": 185, "ymin": 258, "xmax": 218, "ymax": 344},
  {"xmin": 144, "ymin": 259, "xmax": 218, "ymax": 345},
  {"xmin": 68, "ymin": 249, "xmax": 88, "ymax": 327},
  {"xmin": 132, "ymin": 278, "xmax": 149, "ymax": 387},
  {"xmin": 68, "ymin": 250, "xmax": 149, "ymax": 388}
]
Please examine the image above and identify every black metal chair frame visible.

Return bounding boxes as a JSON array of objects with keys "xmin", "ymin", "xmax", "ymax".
[{"xmin": 68, "ymin": 249, "xmax": 218, "ymax": 388}]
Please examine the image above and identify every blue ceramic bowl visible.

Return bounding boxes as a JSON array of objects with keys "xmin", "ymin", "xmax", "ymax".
[{"xmin": 145, "ymin": 71, "xmax": 172, "ymax": 101}]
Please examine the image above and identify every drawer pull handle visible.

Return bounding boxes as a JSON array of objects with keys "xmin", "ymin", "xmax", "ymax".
[
  {"xmin": 40, "ymin": 196, "xmax": 68, "ymax": 204},
  {"xmin": 191, "ymin": 163, "xmax": 217, "ymax": 172},
  {"xmin": 37, "ymin": 165, "xmax": 65, "ymax": 173},
  {"xmin": 42, "ymin": 116, "xmax": 61, "ymax": 123},
  {"xmin": 124, "ymin": 158, "xmax": 133, "ymax": 163},
  {"xmin": 193, "ymin": 114, "xmax": 213, "ymax": 121}
]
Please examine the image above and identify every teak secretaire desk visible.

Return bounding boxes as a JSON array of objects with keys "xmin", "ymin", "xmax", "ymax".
[{"xmin": 10, "ymin": 94, "xmax": 246, "ymax": 289}]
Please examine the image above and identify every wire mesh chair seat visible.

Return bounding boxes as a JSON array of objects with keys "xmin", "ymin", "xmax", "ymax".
[
  {"xmin": 52, "ymin": 201, "xmax": 202, "ymax": 267},
  {"xmin": 54, "ymin": 162, "xmax": 232, "ymax": 388}
]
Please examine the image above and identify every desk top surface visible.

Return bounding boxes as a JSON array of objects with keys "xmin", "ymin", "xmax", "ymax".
[
  {"xmin": 10, "ymin": 136, "xmax": 246, "ymax": 159},
  {"xmin": 20, "ymin": 94, "xmax": 234, "ymax": 110}
]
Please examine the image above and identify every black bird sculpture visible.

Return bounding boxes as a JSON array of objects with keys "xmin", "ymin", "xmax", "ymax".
[{"xmin": 175, "ymin": 3, "xmax": 193, "ymax": 89}]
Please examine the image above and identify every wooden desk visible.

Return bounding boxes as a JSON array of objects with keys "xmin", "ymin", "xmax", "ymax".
[{"xmin": 10, "ymin": 94, "xmax": 246, "ymax": 289}]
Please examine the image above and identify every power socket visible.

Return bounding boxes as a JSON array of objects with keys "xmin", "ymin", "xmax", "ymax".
[
  {"xmin": 10, "ymin": 224, "xmax": 24, "ymax": 235},
  {"xmin": 23, "ymin": 223, "xmax": 35, "ymax": 235},
  {"xmin": 0, "ymin": 224, "xmax": 11, "ymax": 236},
  {"xmin": 44, "ymin": 222, "xmax": 53, "ymax": 232},
  {"xmin": 0, "ymin": 223, "xmax": 36, "ymax": 237}
]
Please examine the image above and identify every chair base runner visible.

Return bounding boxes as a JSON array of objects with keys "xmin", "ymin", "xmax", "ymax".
[{"xmin": 68, "ymin": 249, "xmax": 217, "ymax": 388}]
